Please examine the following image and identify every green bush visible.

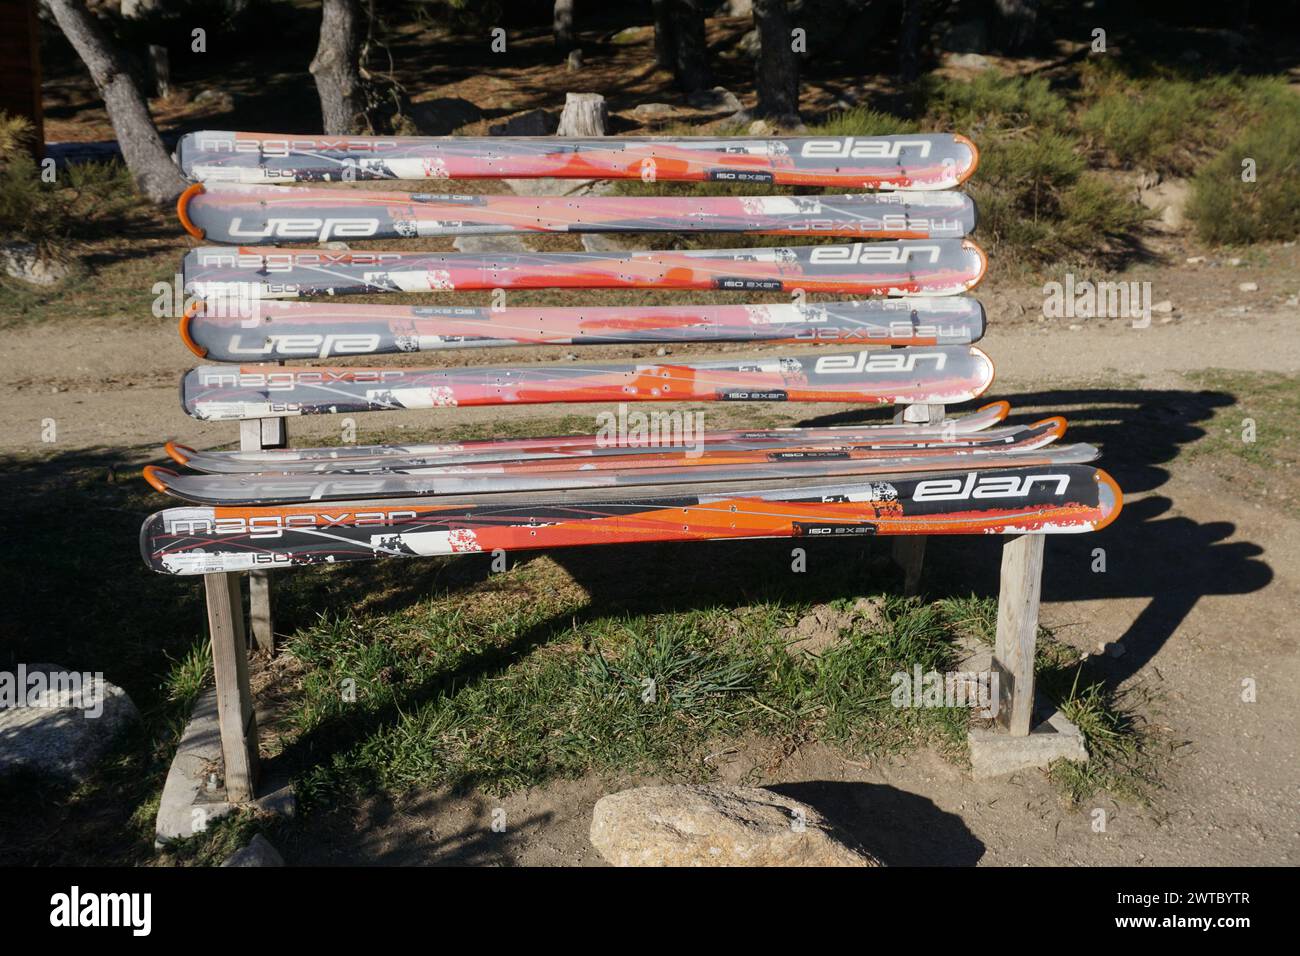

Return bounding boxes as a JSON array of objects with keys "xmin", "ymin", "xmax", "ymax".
[
  {"xmin": 0, "ymin": 112, "xmax": 137, "ymax": 261},
  {"xmin": 914, "ymin": 73, "xmax": 1071, "ymax": 136},
  {"xmin": 969, "ymin": 133, "xmax": 1150, "ymax": 265},
  {"xmin": 1080, "ymin": 75, "xmax": 1291, "ymax": 175},
  {"xmin": 1188, "ymin": 102, "xmax": 1300, "ymax": 244}
]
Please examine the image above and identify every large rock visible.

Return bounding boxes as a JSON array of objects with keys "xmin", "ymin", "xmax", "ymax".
[
  {"xmin": 452, "ymin": 234, "xmax": 529, "ymax": 253},
  {"xmin": 687, "ymin": 87, "xmax": 743, "ymax": 113},
  {"xmin": 1137, "ymin": 176, "xmax": 1190, "ymax": 231},
  {"xmin": 0, "ymin": 663, "xmax": 138, "ymax": 781},
  {"xmin": 488, "ymin": 109, "xmax": 558, "ymax": 137},
  {"xmin": 590, "ymin": 785, "xmax": 881, "ymax": 866},
  {"xmin": 1, "ymin": 244, "xmax": 70, "ymax": 286},
  {"xmin": 221, "ymin": 834, "xmax": 284, "ymax": 867},
  {"xmin": 409, "ymin": 96, "xmax": 483, "ymax": 135}
]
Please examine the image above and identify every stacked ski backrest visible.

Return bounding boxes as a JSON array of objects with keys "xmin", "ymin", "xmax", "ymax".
[{"xmin": 148, "ymin": 131, "xmax": 1123, "ymax": 799}]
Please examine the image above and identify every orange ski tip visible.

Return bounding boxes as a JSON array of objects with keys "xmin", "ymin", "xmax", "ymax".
[
  {"xmin": 954, "ymin": 133, "xmax": 980, "ymax": 182},
  {"xmin": 142, "ymin": 465, "xmax": 177, "ymax": 494},
  {"xmin": 964, "ymin": 238, "xmax": 989, "ymax": 289},
  {"xmin": 163, "ymin": 441, "xmax": 194, "ymax": 465},
  {"xmin": 1042, "ymin": 415, "xmax": 1068, "ymax": 438},
  {"xmin": 970, "ymin": 345, "xmax": 996, "ymax": 395},
  {"xmin": 178, "ymin": 301, "xmax": 208, "ymax": 357},
  {"xmin": 980, "ymin": 400, "xmax": 1011, "ymax": 422},
  {"xmin": 1094, "ymin": 468, "xmax": 1124, "ymax": 531},
  {"xmin": 177, "ymin": 182, "xmax": 206, "ymax": 240}
]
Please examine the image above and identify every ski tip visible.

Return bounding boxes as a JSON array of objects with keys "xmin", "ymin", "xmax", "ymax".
[
  {"xmin": 1094, "ymin": 468, "xmax": 1124, "ymax": 531},
  {"xmin": 177, "ymin": 182, "xmax": 206, "ymax": 240},
  {"xmin": 963, "ymin": 239, "xmax": 989, "ymax": 290},
  {"xmin": 142, "ymin": 465, "xmax": 177, "ymax": 495},
  {"xmin": 1040, "ymin": 415, "xmax": 1069, "ymax": 441},
  {"xmin": 970, "ymin": 297, "xmax": 987, "ymax": 343},
  {"xmin": 953, "ymin": 134, "xmax": 980, "ymax": 184},
  {"xmin": 178, "ymin": 300, "xmax": 208, "ymax": 358},
  {"xmin": 970, "ymin": 345, "xmax": 996, "ymax": 396},
  {"xmin": 978, "ymin": 400, "xmax": 1012, "ymax": 423},
  {"xmin": 163, "ymin": 441, "xmax": 194, "ymax": 466}
]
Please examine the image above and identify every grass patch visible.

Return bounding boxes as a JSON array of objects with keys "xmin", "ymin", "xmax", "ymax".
[
  {"xmin": 936, "ymin": 594, "xmax": 1164, "ymax": 805},
  {"xmin": 915, "ymin": 73, "xmax": 1071, "ymax": 136},
  {"xmin": 1183, "ymin": 369, "xmax": 1300, "ymax": 515}
]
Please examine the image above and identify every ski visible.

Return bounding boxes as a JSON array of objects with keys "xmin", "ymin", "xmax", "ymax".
[
  {"xmin": 162, "ymin": 399, "xmax": 1012, "ymax": 473},
  {"xmin": 143, "ymin": 438, "xmax": 1090, "ymax": 506},
  {"xmin": 175, "ymin": 131, "xmax": 979, "ymax": 190},
  {"xmin": 180, "ymin": 345, "xmax": 995, "ymax": 422},
  {"xmin": 164, "ymin": 409, "xmax": 1048, "ymax": 476},
  {"xmin": 140, "ymin": 464, "xmax": 1122, "ymax": 576},
  {"xmin": 180, "ymin": 296, "xmax": 985, "ymax": 361},
  {"xmin": 178, "ymin": 183, "xmax": 976, "ymax": 244},
  {"xmin": 181, "ymin": 240, "xmax": 987, "ymax": 299}
]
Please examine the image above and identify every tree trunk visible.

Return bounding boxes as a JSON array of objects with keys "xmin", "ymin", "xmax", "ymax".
[
  {"xmin": 310, "ymin": 0, "xmax": 366, "ymax": 135},
  {"xmin": 557, "ymin": 92, "xmax": 606, "ymax": 136},
  {"xmin": 40, "ymin": 0, "xmax": 186, "ymax": 203},
  {"xmin": 671, "ymin": 0, "xmax": 712, "ymax": 93},
  {"xmin": 752, "ymin": 0, "xmax": 798, "ymax": 120},
  {"xmin": 993, "ymin": 0, "xmax": 1038, "ymax": 53},
  {"xmin": 553, "ymin": 0, "xmax": 575, "ymax": 51},
  {"xmin": 651, "ymin": 0, "xmax": 675, "ymax": 70},
  {"xmin": 898, "ymin": 0, "xmax": 922, "ymax": 81}
]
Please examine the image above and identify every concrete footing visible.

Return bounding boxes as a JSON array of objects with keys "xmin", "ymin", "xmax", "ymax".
[
  {"xmin": 155, "ymin": 687, "xmax": 294, "ymax": 847},
  {"xmin": 968, "ymin": 706, "xmax": 1088, "ymax": 780}
]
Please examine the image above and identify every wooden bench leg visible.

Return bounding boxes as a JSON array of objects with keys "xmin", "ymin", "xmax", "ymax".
[
  {"xmin": 890, "ymin": 402, "xmax": 945, "ymax": 594},
  {"xmin": 993, "ymin": 533, "xmax": 1045, "ymax": 737},
  {"xmin": 204, "ymin": 571, "xmax": 259, "ymax": 802},
  {"xmin": 241, "ymin": 418, "xmax": 284, "ymax": 653}
]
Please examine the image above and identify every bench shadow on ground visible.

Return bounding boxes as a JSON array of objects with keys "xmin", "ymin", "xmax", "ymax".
[{"xmin": 0, "ymin": 384, "xmax": 1273, "ymax": 864}]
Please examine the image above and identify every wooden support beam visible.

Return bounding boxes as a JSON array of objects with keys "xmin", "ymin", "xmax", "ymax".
[
  {"xmin": 889, "ymin": 402, "xmax": 944, "ymax": 592},
  {"xmin": 993, "ymin": 533, "xmax": 1045, "ymax": 737},
  {"xmin": 204, "ymin": 572, "xmax": 259, "ymax": 802},
  {"xmin": 240, "ymin": 418, "xmax": 284, "ymax": 652}
]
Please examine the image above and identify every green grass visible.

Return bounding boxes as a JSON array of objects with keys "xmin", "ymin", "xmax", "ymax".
[
  {"xmin": 915, "ymin": 73, "xmax": 1071, "ymax": 136},
  {"xmin": 1183, "ymin": 369, "xmax": 1300, "ymax": 515}
]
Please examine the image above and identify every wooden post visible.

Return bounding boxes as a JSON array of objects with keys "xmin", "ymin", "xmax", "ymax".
[
  {"xmin": 241, "ymin": 417, "xmax": 285, "ymax": 652},
  {"xmin": 890, "ymin": 402, "xmax": 944, "ymax": 593},
  {"xmin": 204, "ymin": 572, "xmax": 259, "ymax": 802},
  {"xmin": 993, "ymin": 533, "xmax": 1045, "ymax": 736}
]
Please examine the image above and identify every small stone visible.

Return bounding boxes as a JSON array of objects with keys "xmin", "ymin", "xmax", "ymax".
[
  {"xmin": 687, "ymin": 87, "xmax": 742, "ymax": 113},
  {"xmin": 1068, "ymin": 323, "xmax": 1083, "ymax": 331},
  {"xmin": 1151, "ymin": 300, "xmax": 1174, "ymax": 313},
  {"xmin": 1105, "ymin": 642, "xmax": 1127, "ymax": 659},
  {"xmin": 748, "ymin": 119, "xmax": 774, "ymax": 136},
  {"xmin": 1238, "ymin": 282, "xmax": 1259, "ymax": 292},
  {"xmin": 566, "ymin": 49, "xmax": 583, "ymax": 72},
  {"xmin": 946, "ymin": 52, "xmax": 992, "ymax": 70},
  {"xmin": 322, "ymin": 240, "xmax": 350, "ymax": 251},
  {"xmin": 221, "ymin": 834, "xmax": 284, "ymax": 867},
  {"xmin": 632, "ymin": 102, "xmax": 675, "ymax": 121},
  {"xmin": 1186, "ymin": 255, "xmax": 1206, "ymax": 264},
  {"xmin": 656, "ymin": 347, "xmax": 670, "ymax": 356},
  {"xmin": 193, "ymin": 88, "xmax": 235, "ymax": 112}
]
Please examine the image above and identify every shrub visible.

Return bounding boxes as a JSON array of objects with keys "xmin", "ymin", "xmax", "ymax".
[
  {"xmin": 970, "ymin": 133, "xmax": 1150, "ymax": 265},
  {"xmin": 0, "ymin": 113, "xmax": 138, "ymax": 261},
  {"xmin": 914, "ymin": 73, "xmax": 1071, "ymax": 136},
  {"xmin": 1080, "ymin": 75, "xmax": 1292, "ymax": 175},
  {"xmin": 1188, "ymin": 102, "xmax": 1300, "ymax": 244}
]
